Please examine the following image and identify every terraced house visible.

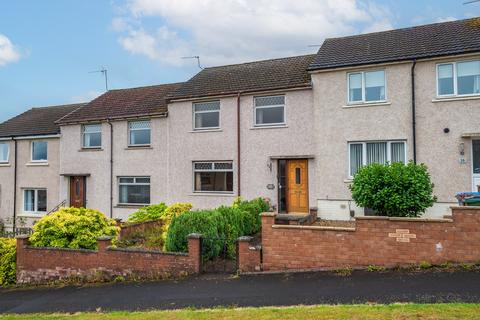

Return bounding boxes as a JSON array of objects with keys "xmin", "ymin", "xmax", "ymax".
[{"xmin": 0, "ymin": 18, "xmax": 479, "ymax": 227}]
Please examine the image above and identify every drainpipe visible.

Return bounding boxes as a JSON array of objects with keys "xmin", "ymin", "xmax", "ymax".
[
  {"xmin": 411, "ymin": 59, "xmax": 417, "ymax": 164},
  {"xmin": 237, "ymin": 92, "xmax": 242, "ymax": 197},
  {"xmin": 106, "ymin": 120, "xmax": 113, "ymax": 218},
  {"xmin": 12, "ymin": 137, "xmax": 17, "ymax": 230}
]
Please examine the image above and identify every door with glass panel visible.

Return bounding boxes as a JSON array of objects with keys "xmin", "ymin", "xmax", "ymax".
[
  {"xmin": 286, "ymin": 159, "xmax": 309, "ymax": 213},
  {"xmin": 70, "ymin": 176, "xmax": 86, "ymax": 208},
  {"xmin": 472, "ymin": 140, "xmax": 480, "ymax": 192}
]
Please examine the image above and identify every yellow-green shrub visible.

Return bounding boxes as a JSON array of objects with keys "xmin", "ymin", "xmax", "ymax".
[
  {"xmin": 0, "ymin": 238, "xmax": 16, "ymax": 286},
  {"xmin": 29, "ymin": 207, "xmax": 119, "ymax": 250}
]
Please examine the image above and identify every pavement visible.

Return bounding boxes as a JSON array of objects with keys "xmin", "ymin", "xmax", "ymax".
[{"xmin": 1, "ymin": 270, "xmax": 480, "ymax": 314}]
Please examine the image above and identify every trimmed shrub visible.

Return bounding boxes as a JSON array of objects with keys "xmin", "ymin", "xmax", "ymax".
[
  {"xmin": 127, "ymin": 203, "xmax": 168, "ymax": 223},
  {"xmin": 350, "ymin": 161, "xmax": 436, "ymax": 217},
  {"xmin": 0, "ymin": 238, "xmax": 16, "ymax": 286},
  {"xmin": 29, "ymin": 207, "xmax": 119, "ymax": 250},
  {"xmin": 232, "ymin": 197, "xmax": 270, "ymax": 234}
]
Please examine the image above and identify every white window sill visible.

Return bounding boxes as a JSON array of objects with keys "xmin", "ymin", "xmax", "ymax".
[
  {"xmin": 189, "ymin": 128, "xmax": 222, "ymax": 133},
  {"xmin": 190, "ymin": 192, "xmax": 236, "ymax": 197},
  {"xmin": 125, "ymin": 146, "xmax": 153, "ymax": 150},
  {"xmin": 343, "ymin": 101, "xmax": 391, "ymax": 108},
  {"xmin": 79, "ymin": 148, "xmax": 103, "ymax": 152},
  {"xmin": 432, "ymin": 95, "xmax": 480, "ymax": 103},
  {"xmin": 0, "ymin": 163, "xmax": 10, "ymax": 167},
  {"xmin": 344, "ymin": 179, "xmax": 353, "ymax": 183},
  {"xmin": 250, "ymin": 124, "xmax": 288, "ymax": 130},
  {"xmin": 18, "ymin": 213, "xmax": 46, "ymax": 218},
  {"xmin": 26, "ymin": 162, "xmax": 49, "ymax": 167},
  {"xmin": 115, "ymin": 204, "xmax": 148, "ymax": 208}
]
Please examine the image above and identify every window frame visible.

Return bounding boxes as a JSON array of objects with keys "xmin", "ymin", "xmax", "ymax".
[
  {"xmin": 436, "ymin": 60, "xmax": 480, "ymax": 98},
  {"xmin": 0, "ymin": 142, "xmax": 9, "ymax": 163},
  {"xmin": 192, "ymin": 101, "xmax": 221, "ymax": 131},
  {"xmin": 347, "ymin": 69, "xmax": 387, "ymax": 105},
  {"xmin": 253, "ymin": 95, "xmax": 286, "ymax": 127},
  {"xmin": 22, "ymin": 188, "xmax": 47, "ymax": 214},
  {"xmin": 117, "ymin": 176, "xmax": 151, "ymax": 205},
  {"xmin": 30, "ymin": 140, "xmax": 48, "ymax": 162},
  {"xmin": 81, "ymin": 123, "xmax": 102, "ymax": 149},
  {"xmin": 192, "ymin": 161, "xmax": 234, "ymax": 194},
  {"xmin": 348, "ymin": 140, "xmax": 407, "ymax": 178},
  {"xmin": 128, "ymin": 120, "xmax": 151, "ymax": 147}
]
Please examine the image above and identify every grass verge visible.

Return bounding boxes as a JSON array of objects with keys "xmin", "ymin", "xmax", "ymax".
[{"xmin": 1, "ymin": 303, "xmax": 480, "ymax": 320}]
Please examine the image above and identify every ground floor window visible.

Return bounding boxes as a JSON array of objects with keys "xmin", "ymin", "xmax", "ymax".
[
  {"xmin": 23, "ymin": 189, "xmax": 47, "ymax": 214},
  {"xmin": 349, "ymin": 141, "xmax": 406, "ymax": 177},
  {"xmin": 193, "ymin": 161, "xmax": 233, "ymax": 192},
  {"xmin": 118, "ymin": 177, "xmax": 150, "ymax": 204}
]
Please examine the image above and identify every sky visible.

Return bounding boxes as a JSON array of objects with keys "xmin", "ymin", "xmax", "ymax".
[{"xmin": 0, "ymin": 0, "xmax": 478, "ymax": 122}]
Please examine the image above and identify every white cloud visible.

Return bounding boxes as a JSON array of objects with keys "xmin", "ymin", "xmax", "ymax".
[
  {"xmin": 0, "ymin": 34, "xmax": 21, "ymax": 66},
  {"xmin": 70, "ymin": 90, "xmax": 103, "ymax": 103},
  {"xmin": 114, "ymin": 0, "xmax": 394, "ymax": 66},
  {"xmin": 436, "ymin": 16, "xmax": 457, "ymax": 23}
]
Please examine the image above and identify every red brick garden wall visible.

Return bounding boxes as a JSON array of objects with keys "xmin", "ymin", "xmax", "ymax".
[
  {"xmin": 16, "ymin": 234, "xmax": 202, "ymax": 284},
  {"xmin": 253, "ymin": 207, "xmax": 480, "ymax": 272}
]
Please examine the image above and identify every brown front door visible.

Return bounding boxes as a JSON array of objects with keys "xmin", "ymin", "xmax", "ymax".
[
  {"xmin": 70, "ymin": 176, "xmax": 86, "ymax": 208},
  {"xmin": 286, "ymin": 159, "xmax": 309, "ymax": 213}
]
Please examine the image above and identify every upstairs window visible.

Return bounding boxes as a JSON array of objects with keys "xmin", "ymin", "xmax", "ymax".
[
  {"xmin": 82, "ymin": 124, "xmax": 102, "ymax": 148},
  {"xmin": 193, "ymin": 101, "xmax": 220, "ymax": 130},
  {"xmin": 31, "ymin": 141, "xmax": 48, "ymax": 162},
  {"xmin": 254, "ymin": 95, "xmax": 285, "ymax": 126},
  {"xmin": 24, "ymin": 189, "xmax": 47, "ymax": 214},
  {"xmin": 193, "ymin": 161, "xmax": 233, "ymax": 193},
  {"xmin": 0, "ymin": 143, "xmax": 9, "ymax": 163},
  {"xmin": 129, "ymin": 120, "xmax": 151, "ymax": 146},
  {"xmin": 349, "ymin": 141, "xmax": 406, "ymax": 177},
  {"xmin": 437, "ymin": 60, "xmax": 480, "ymax": 97},
  {"xmin": 348, "ymin": 70, "xmax": 386, "ymax": 104},
  {"xmin": 118, "ymin": 177, "xmax": 150, "ymax": 205}
]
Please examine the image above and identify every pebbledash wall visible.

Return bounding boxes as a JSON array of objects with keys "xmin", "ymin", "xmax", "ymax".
[
  {"xmin": 238, "ymin": 206, "xmax": 480, "ymax": 273},
  {"xmin": 16, "ymin": 234, "xmax": 202, "ymax": 284}
]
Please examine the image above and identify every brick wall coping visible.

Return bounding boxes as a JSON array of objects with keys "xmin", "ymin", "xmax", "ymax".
[
  {"xmin": 25, "ymin": 246, "xmax": 97, "ymax": 253},
  {"xmin": 107, "ymin": 246, "xmax": 188, "ymax": 256},
  {"xmin": 271, "ymin": 224, "xmax": 356, "ymax": 232},
  {"xmin": 356, "ymin": 216, "xmax": 453, "ymax": 223},
  {"xmin": 237, "ymin": 236, "xmax": 254, "ymax": 242},
  {"xmin": 260, "ymin": 212, "xmax": 276, "ymax": 217},
  {"xmin": 451, "ymin": 206, "xmax": 480, "ymax": 210}
]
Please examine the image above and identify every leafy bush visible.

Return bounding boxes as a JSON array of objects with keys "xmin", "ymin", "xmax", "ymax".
[
  {"xmin": 0, "ymin": 238, "xmax": 16, "ymax": 286},
  {"xmin": 165, "ymin": 198, "xmax": 270, "ymax": 260},
  {"xmin": 127, "ymin": 203, "xmax": 168, "ymax": 223},
  {"xmin": 29, "ymin": 207, "xmax": 119, "ymax": 250},
  {"xmin": 350, "ymin": 161, "xmax": 436, "ymax": 217}
]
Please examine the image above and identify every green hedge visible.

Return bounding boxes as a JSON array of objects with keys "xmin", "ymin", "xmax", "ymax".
[
  {"xmin": 350, "ymin": 161, "xmax": 436, "ymax": 217},
  {"xmin": 0, "ymin": 238, "xmax": 16, "ymax": 286},
  {"xmin": 127, "ymin": 203, "xmax": 168, "ymax": 223},
  {"xmin": 165, "ymin": 197, "xmax": 269, "ymax": 260},
  {"xmin": 29, "ymin": 207, "xmax": 119, "ymax": 250}
]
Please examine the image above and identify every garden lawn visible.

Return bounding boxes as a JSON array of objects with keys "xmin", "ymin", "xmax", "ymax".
[{"xmin": 1, "ymin": 303, "xmax": 480, "ymax": 320}]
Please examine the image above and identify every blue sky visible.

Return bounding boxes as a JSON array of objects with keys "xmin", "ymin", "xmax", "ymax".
[{"xmin": 0, "ymin": 0, "xmax": 478, "ymax": 122}]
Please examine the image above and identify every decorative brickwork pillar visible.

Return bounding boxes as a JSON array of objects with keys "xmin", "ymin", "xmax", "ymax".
[
  {"xmin": 96, "ymin": 236, "xmax": 113, "ymax": 252},
  {"xmin": 187, "ymin": 233, "xmax": 202, "ymax": 274},
  {"xmin": 237, "ymin": 236, "xmax": 261, "ymax": 272}
]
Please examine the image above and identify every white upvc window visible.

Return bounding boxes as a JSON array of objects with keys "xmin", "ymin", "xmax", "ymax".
[
  {"xmin": 82, "ymin": 124, "xmax": 102, "ymax": 148},
  {"xmin": 348, "ymin": 141, "xmax": 406, "ymax": 177},
  {"xmin": 437, "ymin": 60, "xmax": 480, "ymax": 97},
  {"xmin": 193, "ymin": 161, "xmax": 233, "ymax": 193},
  {"xmin": 118, "ymin": 176, "xmax": 150, "ymax": 205},
  {"xmin": 193, "ymin": 101, "xmax": 220, "ymax": 130},
  {"xmin": 254, "ymin": 95, "xmax": 286, "ymax": 126},
  {"xmin": 31, "ymin": 141, "xmax": 48, "ymax": 162},
  {"xmin": 23, "ymin": 189, "xmax": 47, "ymax": 214},
  {"xmin": 129, "ymin": 120, "xmax": 151, "ymax": 146},
  {"xmin": 347, "ymin": 70, "xmax": 386, "ymax": 104},
  {"xmin": 0, "ymin": 143, "xmax": 9, "ymax": 163}
]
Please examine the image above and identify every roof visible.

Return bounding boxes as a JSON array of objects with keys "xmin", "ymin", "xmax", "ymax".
[
  {"xmin": 0, "ymin": 103, "xmax": 85, "ymax": 138},
  {"xmin": 309, "ymin": 17, "xmax": 480, "ymax": 71},
  {"xmin": 169, "ymin": 54, "xmax": 316, "ymax": 100},
  {"xmin": 58, "ymin": 82, "xmax": 184, "ymax": 124}
]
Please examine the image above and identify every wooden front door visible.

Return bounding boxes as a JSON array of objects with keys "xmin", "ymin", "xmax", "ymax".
[
  {"xmin": 70, "ymin": 176, "xmax": 86, "ymax": 208},
  {"xmin": 286, "ymin": 159, "xmax": 309, "ymax": 213}
]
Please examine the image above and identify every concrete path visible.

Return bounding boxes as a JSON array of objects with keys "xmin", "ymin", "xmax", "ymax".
[{"xmin": 1, "ymin": 270, "xmax": 480, "ymax": 314}]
